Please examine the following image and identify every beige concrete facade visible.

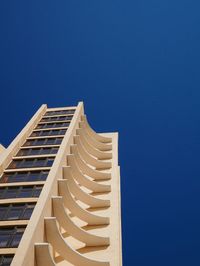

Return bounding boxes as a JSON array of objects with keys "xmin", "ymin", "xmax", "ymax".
[{"xmin": 0, "ymin": 102, "xmax": 122, "ymax": 266}]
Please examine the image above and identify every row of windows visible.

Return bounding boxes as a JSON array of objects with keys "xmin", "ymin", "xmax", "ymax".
[
  {"xmin": 16, "ymin": 147, "xmax": 58, "ymax": 157},
  {"xmin": 0, "ymin": 226, "xmax": 25, "ymax": 248},
  {"xmin": 30, "ymin": 129, "xmax": 67, "ymax": 137},
  {"xmin": 44, "ymin": 109, "xmax": 75, "ymax": 116},
  {"xmin": 8, "ymin": 158, "xmax": 54, "ymax": 169},
  {"xmin": 0, "ymin": 186, "xmax": 42, "ymax": 199},
  {"xmin": 0, "ymin": 171, "xmax": 49, "ymax": 183},
  {"xmin": 36, "ymin": 122, "xmax": 70, "ymax": 129},
  {"xmin": 0, "ymin": 255, "xmax": 13, "ymax": 266},
  {"xmin": 23, "ymin": 137, "xmax": 63, "ymax": 147},
  {"xmin": 0, "ymin": 204, "xmax": 35, "ymax": 221},
  {"xmin": 40, "ymin": 115, "xmax": 73, "ymax": 123}
]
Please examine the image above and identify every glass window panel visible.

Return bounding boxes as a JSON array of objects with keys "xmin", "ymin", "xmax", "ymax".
[
  {"xmin": 19, "ymin": 160, "xmax": 34, "ymax": 168},
  {"xmin": 4, "ymin": 188, "xmax": 18, "ymax": 199},
  {"xmin": 60, "ymin": 129, "xmax": 67, "ymax": 135},
  {"xmin": 33, "ymin": 159, "xmax": 46, "ymax": 167},
  {"xmin": 45, "ymin": 139, "xmax": 54, "ymax": 145},
  {"xmin": 32, "ymin": 187, "xmax": 42, "ymax": 197},
  {"xmin": 0, "ymin": 228, "xmax": 14, "ymax": 248},
  {"xmin": 7, "ymin": 206, "xmax": 24, "ymax": 220},
  {"xmin": 46, "ymin": 159, "xmax": 54, "ymax": 167},
  {"xmin": 35, "ymin": 139, "xmax": 44, "ymax": 145},
  {"xmin": 39, "ymin": 131, "xmax": 49, "ymax": 136},
  {"xmin": 40, "ymin": 171, "xmax": 49, "ymax": 181},
  {"xmin": 22, "ymin": 207, "xmax": 34, "ymax": 220},
  {"xmin": 0, "ymin": 207, "xmax": 7, "ymax": 220},
  {"xmin": 10, "ymin": 232, "xmax": 23, "ymax": 247},
  {"xmin": 50, "ymin": 148, "xmax": 58, "ymax": 154},
  {"xmin": 2, "ymin": 255, "xmax": 13, "ymax": 266},
  {"xmin": 39, "ymin": 148, "xmax": 50, "ymax": 155},
  {"xmin": 27, "ymin": 172, "xmax": 39, "ymax": 181},
  {"xmin": 0, "ymin": 235, "xmax": 10, "ymax": 248},
  {"xmin": 18, "ymin": 188, "xmax": 32, "ymax": 198},
  {"xmin": 29, "ymin": 149, "xmax": 40, "ymax": 155},
  {"xmin": 55, "ymin": 138, "xmax": 62, "ymax": 144},
  {"xmin": 0, "ymin": 188, "xmax": 5, "ymax": 198},
  {"xmin": 13, "ymin": 173, "xmax": 26, "ymax": 182}
]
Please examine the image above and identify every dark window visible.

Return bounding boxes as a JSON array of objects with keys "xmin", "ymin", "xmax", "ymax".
[
  {"xmin": 45, "ymin": 139, "xmax": 55, "ymax": 145},
  {"xmin": 34, "ymin": 139, "xmax": 44, "ymax": 145},
  {"xmin": 16, "ymin": 147, "xmax": 58, "ymax": 157},
  {"xmin": 7, "ymin": 158, "xmax": 54, "ymax": 169},
  {"xmin": 44, "ymin": 109, "xmax": 75, "ymax": 116},
  {"xmin": 0, "ymin": 207, "xmax": 7, "ymax": 220},
  {"xmin": 32, "ymin": 187, "xmax": 42, "ymax": 197},
  {"xmin": 30, "ymin": 129, "xmax": 66, "ymax": 137},
  {"xmin": 0, "ymin": 255, "xmax": 13, "ymax": 266},
  {"xmin": 29, "ymin": 149, "xmax": 41, "ymax": 155},
  {"xmin": 10, "ymin": 230, "xmax": 24, "ymax": 247},
  {"xmin": 22, "ymin": 206, "xmax": 34, "ymax": 219},
  {"xmin": 23, "ymin": 138, "xmax": 63, "ymax": 147},
  {"xmin": 0, "ymin": 204, "xmax": 35, "ymax": 221},
  {"xmin": 2, "ymin": 188, "xmax": 18, "ymax": 199},
  {"xmin": 0, "ymin": 171, "xmax": 49, "ymax": 183},
  {"xmin": 40, "ymin": 115, "xmax": 73, "ymax": 123},
  {"xmin": 0, "ymin": 227, "xmax": 25, "ymax": 248},
  {"xmin": 8, "ymin": 206, "xmax": 23, "ymax": 220},
  {"xmin": 0, "ymin": 234, "xmax": 10, "ymax": 248},
  {"xmin": 18, "ymin": 187, "xmax": 32, "ymax": 198},
  {"xmin": 0, "ymin": 189, "xmax": 4, "ymax": 198},
  {"xmin": 0, "ymin": 186, "xmax": 43, "ymax": 199},
  {"xmin": 36, "ymin": 122, "xmax": 70, "ymax": 129}
]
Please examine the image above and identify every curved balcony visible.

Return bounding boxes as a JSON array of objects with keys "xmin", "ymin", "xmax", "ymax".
[{"xmin": 67, "ymin": 155, "xmax": 111, "ymax": 193}]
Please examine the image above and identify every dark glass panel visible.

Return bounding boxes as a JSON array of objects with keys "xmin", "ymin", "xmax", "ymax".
[
  {"xmin": 32, "ymin": 187, "xmax": 42, "ymax": 197},
  {"xmin": 0, "ymin": 235, "xmax": 10, "ymax": 248},
  {"xmin": 22, "ymin": 207, "xmax": 34, "ymax": 220},
  {"xmin": 0, "ymin": 188, "xmax": 5, "ymax": 198},
  {"xmin": 18, "ymin": 188, "xmax": 32, "ymax": 198},
  {"xmin": 4, "ymin": 188, "xmax": 18, "ymax": 199},
  {"xmin": 7, "ymin": 206, "xmax": 24, "ymax": 220},
  {"xmin": 37, "ymin": 123, "xmax": 69, "ymax": 129},
  {"xmin": 40, "ymin": 171, "xmax": 49, "ymax": 181},
  {"xmin": 34, "ymin": 139, "xmax": 44, "ymax": 145},
  {"xmin": 38, "ymin": 148, "xmax": 50, "ymax": 154},
  {"xmin": 10, "ymin": 232, "xmax": 23, "ymax": 247},
  {"xmin": 40, "ymin": 131, "xmax": 50, "ymax": 136},
  {"xmin": 28, "ymin": 149, "xmax": 41, "ymax": 155},
  {"xmin": 0, "ymin": 171, "xmax": 49, "ymax": 183},
  {"xmin": 55, "ymin": 138, "xmax": 62, "ymax": 144},
  {"xmin": 50, "ymin": 148, "xmax": 58, "ymax": 154},
  {"xmin": 0, "ymin": 228, "xmax": 14, "ymax": 248},
  {"xmin": 46, "ymin": 159, "xmax": 54, "ymax": 167},
  {"xmin": 45, "ymin": 139, "xmax": 55, "ymax": 145},
  {"xmin": 17, "ymin": 160, "xmax": 34, "ymax": 168},
  {"xmin": 44, "ymin": 109, "xmax": 75, "ymax": 116},
  {"xmin": 0, "ymin": 207, "xmax": 7, "ymax": 220},
  {"xmin": 1, "ymin": 255, "xmax": 13, "ymax": 266}
]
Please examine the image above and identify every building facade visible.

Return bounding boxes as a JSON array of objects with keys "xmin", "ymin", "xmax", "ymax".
[{"xmin": 0, "ymin": 102, "xmax": 122, "ymax": 266}]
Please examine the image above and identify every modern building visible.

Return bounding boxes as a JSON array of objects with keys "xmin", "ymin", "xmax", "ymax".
[{"xmin": 0, "ymin": 102, "xmax": 122, "ymax": 266}]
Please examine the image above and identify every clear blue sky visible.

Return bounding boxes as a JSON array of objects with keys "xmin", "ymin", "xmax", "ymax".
[{"xmin": 1, "ymin": 1, "xmax": 200, "ymax": 265}]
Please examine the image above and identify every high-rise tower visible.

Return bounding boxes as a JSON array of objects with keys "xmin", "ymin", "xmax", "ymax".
[{"xmin": 0, "ymin": 102, "xmax": 122, "ymax": 266}]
